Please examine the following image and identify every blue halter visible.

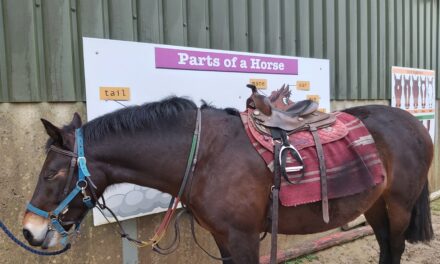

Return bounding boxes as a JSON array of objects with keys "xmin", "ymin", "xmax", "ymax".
[{"xmin": 26, "ymin": 128, "xmax": 94, "ymax": 246}]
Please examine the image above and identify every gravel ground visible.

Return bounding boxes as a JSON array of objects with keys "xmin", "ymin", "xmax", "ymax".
[{"xmin": 287, "ymin": 199, "xmax": 440, "ymax": 264}]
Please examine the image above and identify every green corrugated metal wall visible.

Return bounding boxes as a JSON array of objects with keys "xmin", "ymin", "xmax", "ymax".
[{"xmin": 0, "ymin": 0, "xmax": 439, "ymax": 102}]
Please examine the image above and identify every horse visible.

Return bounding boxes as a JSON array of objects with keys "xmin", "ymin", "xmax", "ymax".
[
  {"xmin": 393, "ymin": 74, "xmax": 403, "ymax": 108},
  {"xmin": 411, "ymin": 75, "xmax": 420, "ymax": 109},
  {"xmin": 22, "ymin": 96, "xmax": 434, "ymax": 264},
  {"xmin": 420, "ymin": 76, "xmax": 428, "ymax": 109},
  {"xmin": 427, "ymin": 77, "xmax": 434, "ymax": 109},
  {"xmin": 403, "ymin": 75, "xmax": 411, "ymax": 109}
]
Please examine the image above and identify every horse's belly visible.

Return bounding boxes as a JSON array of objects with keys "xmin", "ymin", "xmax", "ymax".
[{"xmin": 276, "ymin": 180, "xmax": 385, "ymax": 235}]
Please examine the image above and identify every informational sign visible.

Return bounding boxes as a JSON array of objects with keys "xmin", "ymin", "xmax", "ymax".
[
  {"xmin": 83, "ymin": 38, "xmax": 330, "ymax": 225},
  {"xmin": 391, "ymin": 66, "xmax": 436, "ymax": 140}
]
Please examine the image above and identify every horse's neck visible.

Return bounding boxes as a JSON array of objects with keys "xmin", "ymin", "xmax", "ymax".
[{"xmin": 87, "ymin": 127, "xmax": 194, "ymax": 197}]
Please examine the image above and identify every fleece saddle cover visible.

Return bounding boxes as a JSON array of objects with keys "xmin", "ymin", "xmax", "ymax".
[{"xmin": 241, "ymin": 110, "xmax": 385, "ymax": 207}]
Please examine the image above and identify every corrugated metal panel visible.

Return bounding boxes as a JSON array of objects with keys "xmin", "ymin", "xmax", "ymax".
[{"xmin": 0, "ymin": 0, "xmax": 439, "ymax": 102}]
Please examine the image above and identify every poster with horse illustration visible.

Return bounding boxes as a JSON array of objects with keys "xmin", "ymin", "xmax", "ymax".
[
  {"xmin": 83, "ymin": 38, "xmax": 330, "ymax": 225},
  {"xmin": 391, "ymin": 66, "xmax": 436, "ymax": 141}
]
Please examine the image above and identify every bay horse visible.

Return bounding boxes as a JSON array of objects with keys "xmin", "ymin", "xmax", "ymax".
[{"xmin": 22, "ymin": 97, "xmax": 433, "ymax": 264}]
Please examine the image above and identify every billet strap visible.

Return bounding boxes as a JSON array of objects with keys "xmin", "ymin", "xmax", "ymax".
[
  {"xmin": 270, "ymin": 141, "xmax": 282, "ymax": 264},
  {"xmin": 310, "ymin": 125, "xmax": 329, "ymax": 223}
]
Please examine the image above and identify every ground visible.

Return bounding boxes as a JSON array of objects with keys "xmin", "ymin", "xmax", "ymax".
[{"xmin": 286, "ymin": 199, "xmax": 440, "ymax": 264}]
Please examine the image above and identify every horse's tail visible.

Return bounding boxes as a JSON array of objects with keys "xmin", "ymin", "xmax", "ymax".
[{"xmin": 405, "ymin": 182, "xmax": 434, "ymax": 243}]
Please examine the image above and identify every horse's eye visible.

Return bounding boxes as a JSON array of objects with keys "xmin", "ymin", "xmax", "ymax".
[{"xmin": 44, "ymin": 170, "xmax": 59, "ymax": 180}]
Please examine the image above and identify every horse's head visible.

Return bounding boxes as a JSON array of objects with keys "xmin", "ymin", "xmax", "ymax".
[{"xmin": 22, "ymin": 113, "xmax": 94, "ymax": 249}]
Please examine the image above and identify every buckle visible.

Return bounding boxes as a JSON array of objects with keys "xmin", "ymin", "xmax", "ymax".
[
  {"xmin": 76, "ymin": 180, "xmax": 88, "ymax": 189},
  {"xmin": 77, "ymin": 156, "xmax": 86, "ymax": 165}
]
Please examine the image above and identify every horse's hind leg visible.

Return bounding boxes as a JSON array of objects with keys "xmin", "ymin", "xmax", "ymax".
[
  {"xmin": 366, "ymin": 195, "xmax": 413, "ymax": 264},
  {"xmin": 383, "ymin": 195, "xmax": 413, "ymax": 264},
  {"xmin": 364, "ymin": 197, "xmax": 392, "ymax": 264}
]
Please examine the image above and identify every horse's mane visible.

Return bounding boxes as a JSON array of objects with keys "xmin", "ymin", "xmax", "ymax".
[
  {"xmin": 83, "ymin": 96, "xmax": 198, "ymax": 142},
  {"xmin": 82, "ymin": 96, "xmax": 239, "ymax": 143}
]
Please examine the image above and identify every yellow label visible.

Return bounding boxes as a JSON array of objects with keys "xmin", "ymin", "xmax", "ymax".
[
  {"xmin": 249, "ymin": 79, "xmax": 267, "ymax": 89},
  {"xmin": 318, "ymin": 108, "xmax": 327, "ymax": 113},
  {"xmin": 100, "ymin": 87, "xmax": 130, "ymax": 101},
  {"xmin": 296, "ymin": 81, "xmax": 311, "ymax": 91},
  {"xmin": 307, "ymin": 94, "xmax": 320, "ymax": 103}
]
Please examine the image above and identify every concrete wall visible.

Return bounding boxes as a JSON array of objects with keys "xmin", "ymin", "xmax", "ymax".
[{"xmin": 1, "ymin": 101, "xmax": 439, "ymax": 263}]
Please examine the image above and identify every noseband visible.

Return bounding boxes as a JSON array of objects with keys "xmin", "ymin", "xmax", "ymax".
[{"xmin": 26, "ymin": 128, "xmax": 95, "ymax": 246}]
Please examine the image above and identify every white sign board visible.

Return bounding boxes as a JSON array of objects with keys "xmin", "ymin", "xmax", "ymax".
[
  {"xmin": 391, "ymin": 66, "xmax": 436, "ymax": 141},
  {"xmin": 83, "ymin": 38, "xmax": 330, "ymax": 225}
]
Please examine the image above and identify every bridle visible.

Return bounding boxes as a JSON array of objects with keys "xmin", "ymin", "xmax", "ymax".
[{"xmin": 26, "ymin": 128, "xmax": 96, "ymax": 246}]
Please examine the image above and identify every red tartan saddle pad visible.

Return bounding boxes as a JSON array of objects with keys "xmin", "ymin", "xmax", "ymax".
[{"xmin": 241, "ymin": 110, "xmax": 385, "ymax": 207}]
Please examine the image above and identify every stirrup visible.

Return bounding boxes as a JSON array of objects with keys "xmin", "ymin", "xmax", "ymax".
[{"xmin": 279, "ymin": 144, "xmax": 304, "ymax": 172}]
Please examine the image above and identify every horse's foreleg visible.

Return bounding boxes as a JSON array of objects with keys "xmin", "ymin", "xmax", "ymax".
[
  {"xmin": 224, "ymin": 229, "xmax": 260, "ymax": 264},
  {"xmin": 212, "ymin": 234, "xmax": 234, "ymax": 264},
  {"xmin": 364, "ymin": 197, "xmax": 392, "ymax": 264}
]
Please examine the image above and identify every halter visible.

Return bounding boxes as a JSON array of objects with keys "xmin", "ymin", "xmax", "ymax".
[{"xmin": 26, "ymin": 128, "xmax": 95, "ymax": 246}]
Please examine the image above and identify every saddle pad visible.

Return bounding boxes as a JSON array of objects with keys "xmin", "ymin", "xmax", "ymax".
[{"xmin": 240, "ymin": 111, "xmax": 385, "ymax": 207}]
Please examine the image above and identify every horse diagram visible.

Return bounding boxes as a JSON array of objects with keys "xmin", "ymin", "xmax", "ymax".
[{"xmin": 392, "ymin": 70, "xmax": 435, "ymax": 140}]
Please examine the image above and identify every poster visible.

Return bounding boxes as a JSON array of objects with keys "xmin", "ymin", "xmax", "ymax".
[
  {"xmin": 83, "ymin": 38, "xmax": 330, "ymax": 225},
  {"xmin": 391, "ymin": 66, "xmax": 436, "ymax": 141}
]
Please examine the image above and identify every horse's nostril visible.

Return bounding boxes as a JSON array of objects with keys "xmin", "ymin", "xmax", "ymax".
[{"xmin": 23, "ymin": 228, "xmax": 34, "ymax": 242}]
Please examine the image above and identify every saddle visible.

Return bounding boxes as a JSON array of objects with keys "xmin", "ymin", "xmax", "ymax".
[
  {"xmin": 246, "ymin": 84, "xmax": 336, "ymax": 134},
  {"xmin": 246, "ymin": 84, "xmax": 332, "ymax": 263}
]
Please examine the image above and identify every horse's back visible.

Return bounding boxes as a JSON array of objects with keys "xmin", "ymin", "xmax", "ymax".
[{"xmin": 343, "ymin": 105, "xmax": 433, "ymax": 192}]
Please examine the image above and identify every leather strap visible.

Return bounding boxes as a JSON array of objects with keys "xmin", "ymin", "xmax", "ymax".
[
  {"xmin": 270, "ymin": 141, "xmax": 282, "ymax": 264},
  {"xmin": 310, "ymin": 125, "xmax": 329, "ymax": 223}
]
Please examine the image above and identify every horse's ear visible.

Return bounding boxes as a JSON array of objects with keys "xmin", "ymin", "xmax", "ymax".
[
  {"xmin": 41, "ymin": 119, "xmax": 62, "ymax": 143},
  {"xmin": 71, "ymin": 112, "xmax": 82, "ymax": 128}
]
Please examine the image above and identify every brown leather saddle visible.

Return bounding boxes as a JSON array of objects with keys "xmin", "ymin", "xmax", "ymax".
[{"xmin": 246, "ymin": 84, "xmax": 336, "ymax": 134}]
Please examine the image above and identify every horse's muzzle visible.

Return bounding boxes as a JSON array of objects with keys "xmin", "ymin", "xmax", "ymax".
[{"xmin": 22, "ymin": 228, "xmax": 43, "ymax": 247}]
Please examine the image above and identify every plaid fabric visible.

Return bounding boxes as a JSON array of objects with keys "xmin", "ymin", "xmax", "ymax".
[{"xmin": 241, "ymin": 110, "xmax": 385, "ymax": 206}]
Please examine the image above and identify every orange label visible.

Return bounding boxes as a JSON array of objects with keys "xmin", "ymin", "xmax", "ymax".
[
  {"xmin": 100, "ymin": 87, "xmax": 130, "ymax": 101},
  {"xmin": 307, "ymin": 94, "xmax": 320, "ymax": 103},
  {"xmin": 296, "ymin": 81, "xmax": 310, "ymax": 91},
  {"xmin": 249, "ymin": 79, "xmax": 267, "ymax": 89}
]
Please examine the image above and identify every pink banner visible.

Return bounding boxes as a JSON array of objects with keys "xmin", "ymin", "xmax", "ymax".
[{"xmin": 155, "ymin": 47, "xmax": 298, "ymax": 75}]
